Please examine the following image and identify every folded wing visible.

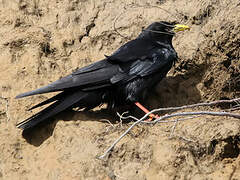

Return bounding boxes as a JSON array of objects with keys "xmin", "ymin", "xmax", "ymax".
[{"xmin": 16, "ymin": 60, "xmax": 119, "ymax": 98}]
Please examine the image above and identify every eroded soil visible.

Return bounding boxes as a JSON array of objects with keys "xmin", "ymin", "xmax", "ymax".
[{"xmin": 0, "ymin": 0, "xmax": 240, "ymax": 179}]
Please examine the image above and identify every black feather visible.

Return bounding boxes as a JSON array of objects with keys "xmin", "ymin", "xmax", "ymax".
[{"xmin": 17, "ymin": 91, "xmax": 91, "ymax": 129}]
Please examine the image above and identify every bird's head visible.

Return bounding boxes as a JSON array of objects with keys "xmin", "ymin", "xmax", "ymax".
[{"xmin": 140, "ymin": 21, "xmax": 190, "ymax": 42}]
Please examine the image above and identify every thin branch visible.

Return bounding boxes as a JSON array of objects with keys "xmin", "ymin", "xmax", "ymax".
[
  {"xmin": 100, "ymin": 119, "xmax": 114, "ymax": 128},
  {"xmin": 228, "ymin": 107, "xmax": 240, "ymax": 112},
  {"xmin": 99, "ymin": 109, "xmax": 240, "ymax": 159},
  {"xmin": 116, "ymin": 111, "xmax": 129, "ymax": 127},
  {"xmin": 130, "ymin": 4, "xmax": 179, "ymax": 21},
  {"xmin": 113, "ymin": 3, "xmax": 181, "ymax": 40},
  {"xmin": 152, "ymin": 111, "xmax": 240, "ymax": 124},
  {"xmin": 174, "ymin": 134, "xmax": 197, "ymax": 143},
  {"xmin": 169, "ymin": 116, "xmax": 199, "ymax": 137},
  {"xmin": 144, "ymin": 98, "xmax": 240, "ymax": 115},
  {"xmin": 100, "ymin": 119, "xmax": 115, "ymax": 132},
  {"xmin": 113, "ymin": 8, "xmax": 130, "ymax": 40},
  {"xmin": 169, "ymin": 119, "xmax": 178, "ymax": 137},
  {"xmin": 117, "ymin": 111, "xmax": 139, "ymax": 122},
  {"xmin": 98, "ymin": 110, "xmax": 152, "ymax": 159}
]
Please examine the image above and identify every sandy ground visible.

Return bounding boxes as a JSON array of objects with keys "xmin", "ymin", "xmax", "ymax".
[{"xmin": 0, "ymin": 0, "xmax": 240, "ymax": 179}]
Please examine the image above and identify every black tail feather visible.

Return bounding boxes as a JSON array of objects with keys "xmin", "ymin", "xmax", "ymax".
[
  {"xmin": 17, "ymin": 91, "xmax": 89, "ymax": 130},
  {"xmin": 27, "ymin": 92, "xmax": 66, "ymax": 111},
  {"xmin": 15, "ymin": 86, "xmax": 56, "ymax": 99}
]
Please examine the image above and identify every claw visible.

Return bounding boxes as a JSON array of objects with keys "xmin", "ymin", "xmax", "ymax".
[{"xmin": 145, "ymin": 113, "xmax": 159, "ymax": 122}]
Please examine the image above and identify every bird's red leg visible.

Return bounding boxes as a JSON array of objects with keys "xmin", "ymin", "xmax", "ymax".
[{"xmin": 135, "ymin": 102, "xmax": 159, "ymax": 121}]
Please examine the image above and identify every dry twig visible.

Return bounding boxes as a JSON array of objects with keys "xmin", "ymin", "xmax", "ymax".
[
  {"xmin": 100, "ymin": 119, "xmax": 115, "ymax": 132},
  {"xmin": 99, "ymin": 98, "xmax": 240, "ymax": 159},
  {"xmin": 169, "ymin": 116, "xmax": 199, "ymax": 138},
  {"xmin": 144, "ymin": 98, "xmax": 240, "ymax": 115},
  {"xmin": 113, "ymin": 3, "xmax": 180, "ymax": 40}
]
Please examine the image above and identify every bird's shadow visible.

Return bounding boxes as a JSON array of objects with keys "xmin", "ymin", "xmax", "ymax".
[
  {"xmin": 22, "ymin": 63, "xmax": 206, "ymax": 146},
  {"xmin": 21, "ymin": 109, "xmax": 127, "ymax": 146},
  {"xmin": 22, "ymin": 118, "xmax": 57, "ymax": 146}
]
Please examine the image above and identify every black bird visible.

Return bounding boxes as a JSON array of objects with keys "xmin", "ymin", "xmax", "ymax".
[{"xmin": 16, "ymin": 21, "xmax": 190, "ymax": 130}]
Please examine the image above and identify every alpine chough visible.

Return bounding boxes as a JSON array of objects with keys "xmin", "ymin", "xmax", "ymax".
[{"xmin": 16, "ymin": 21, "xmax": 190, "ymax": 130}]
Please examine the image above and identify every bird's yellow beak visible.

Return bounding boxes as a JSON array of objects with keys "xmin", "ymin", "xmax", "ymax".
[{"xmin": 173, "ymin": 24, "xmax": 190, "ymax": 32}]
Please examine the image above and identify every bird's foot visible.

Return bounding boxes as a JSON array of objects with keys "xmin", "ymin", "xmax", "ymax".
[{"xmin": 145, "ymin": 114, "xmax": 159, "ymax": 122}]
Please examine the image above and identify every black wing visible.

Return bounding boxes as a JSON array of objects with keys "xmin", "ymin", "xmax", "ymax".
[{"xmin": 16, "ymin": 60, "xmax": 119, "ymax": 98}]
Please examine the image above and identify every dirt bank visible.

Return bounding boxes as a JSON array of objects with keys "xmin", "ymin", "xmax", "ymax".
[{"xmin": 0, "ymin": 0, "xmax": 240, "ymax": 179}]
